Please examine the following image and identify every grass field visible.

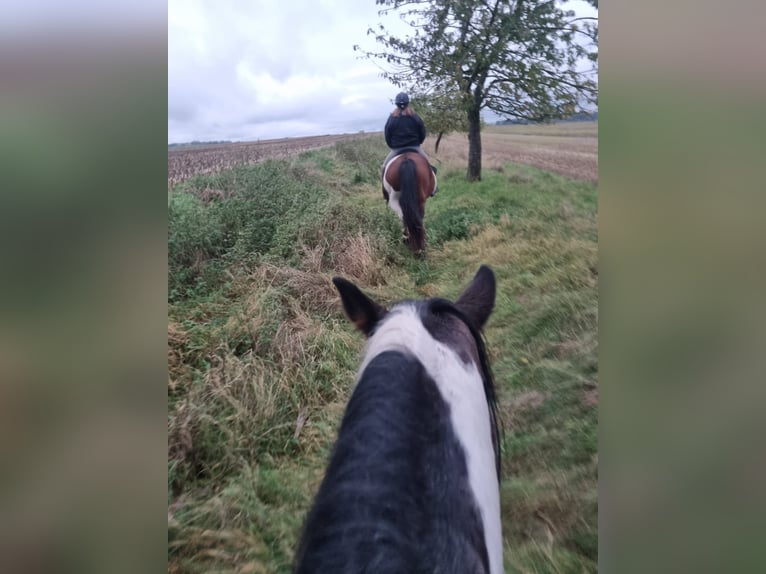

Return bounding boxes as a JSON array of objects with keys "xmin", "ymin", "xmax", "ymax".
[{"xmin": 168, "ymin": 130, "xmax": 598, "ymax": 573}]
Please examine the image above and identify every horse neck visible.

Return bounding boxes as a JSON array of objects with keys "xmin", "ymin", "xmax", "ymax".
[{"xmin": 294, "ymin": 351, "xmax": 432, "ymax": 572}]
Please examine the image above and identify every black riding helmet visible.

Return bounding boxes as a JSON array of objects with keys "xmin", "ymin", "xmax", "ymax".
[{"xmin": 395, "ymin": 92, "xmax": 409, "ymax": 109}]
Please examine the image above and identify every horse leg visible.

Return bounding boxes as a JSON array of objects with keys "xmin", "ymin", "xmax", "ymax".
[{"xmin": 414, "ymin": 235, "xmax": 426, "ymax": 258}]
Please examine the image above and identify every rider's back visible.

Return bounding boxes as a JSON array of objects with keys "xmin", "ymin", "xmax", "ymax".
[{"xmin": 385, "ymin": 114, "xmax": 425, "ymax": 149}]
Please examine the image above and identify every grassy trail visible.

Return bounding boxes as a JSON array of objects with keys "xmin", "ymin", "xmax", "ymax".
[{"xmin": 168, "ymin": 136, "xmax": 598, "ymax": 573}]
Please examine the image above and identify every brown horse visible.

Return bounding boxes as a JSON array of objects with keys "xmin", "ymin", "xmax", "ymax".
[{"xmin": 382, "ymin": 152, "xmax": 437, "ymax": 254}]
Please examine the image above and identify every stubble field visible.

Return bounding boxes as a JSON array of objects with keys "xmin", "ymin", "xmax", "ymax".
[
  {"xmin": 168, "ymin": 133, "xmax": 372, "ymax": 187},
  {"xmin": 432, "ymin": 122, "xmax": 598, "ymax": 183},
  {"xmin": 169, "ymin": 121, "xmax": 598, "ymax": 188}
]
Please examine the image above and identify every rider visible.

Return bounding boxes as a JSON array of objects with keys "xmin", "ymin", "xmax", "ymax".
[{"xmin": 382, "ymin": 92, "xmax": 438, "ymax": 194}]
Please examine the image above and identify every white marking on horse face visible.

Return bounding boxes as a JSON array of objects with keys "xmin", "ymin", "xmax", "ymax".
[
  {"xmin": 359, "ymin": 304, "xmax": 503, "ymax": 574},
  {"xmin": 383, "ymin": 162, "xmax": 403, "ymax": 220}
]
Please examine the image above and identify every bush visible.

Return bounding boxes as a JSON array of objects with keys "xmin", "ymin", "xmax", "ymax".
[
  {"xmin": 334, "ymin": 137, "xmax": 388, "ymax": 185},
  {"xmin": 168, "ymin": 161, "xmax": 330, "ymax": 299},
  {"xmin": 426, "ymin": 206, "xmax": 486, "ymax": 246}
]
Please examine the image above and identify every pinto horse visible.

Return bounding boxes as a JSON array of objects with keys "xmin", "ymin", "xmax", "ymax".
[
  {"xmin": 293, "ymin": 265, "xmax": 502, "ymax": 574},
  {"xmin": 382, "ymin": 151, "xmax": 437, "ymax": 254}
]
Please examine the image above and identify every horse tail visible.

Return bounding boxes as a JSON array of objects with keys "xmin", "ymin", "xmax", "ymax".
[{"xmin": 399, "ymin": 158, "xmax": 425, "ymax": 252}]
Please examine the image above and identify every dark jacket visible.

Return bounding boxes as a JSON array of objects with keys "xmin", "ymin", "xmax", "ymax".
[{"xmin": 384, "ymin": 112, "xmax": 426, "ymax": 149}]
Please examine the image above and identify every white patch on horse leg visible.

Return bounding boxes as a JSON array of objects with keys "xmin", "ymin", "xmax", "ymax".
[
  {"xmin": 388, "ymin": 191, "xmax": 403, "ymax": 220},
  {"xmin": 382, "ymin": 163, "xmax": 403, "ymax": 220},
  {"xmin": 359, "ymin": 306, "xmax": 503, "ymax": 574}
]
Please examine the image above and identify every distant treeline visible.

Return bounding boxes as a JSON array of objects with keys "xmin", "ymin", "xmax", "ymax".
[
  {"xmin": 495, "ymin": 111, "xmax": 598, "ymax": 125},
  {"xmin": 169, "ymin": 140, "xmax": 233, "ymax": 148}
]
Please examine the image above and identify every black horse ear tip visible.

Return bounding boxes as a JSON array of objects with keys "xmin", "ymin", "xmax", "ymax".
[
  {"xmin": 331, "ymin": 277, "xmax": 348, "ymax": 290},
  {"xmin": 333, "ymin": 277, "xmax": 363, "ymax": 294},
  {"xmin": 477, "ymin": 264, "xmax": 496, "ymax": 279}
]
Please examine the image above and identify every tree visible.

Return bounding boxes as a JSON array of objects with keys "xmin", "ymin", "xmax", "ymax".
[
  {"xmin": 409, "ymin": 88, "xmax": 467, "ymax": 154},
  {"xmin": 355, "ymin": 0, "xmax": 598, "ymax": 181}
]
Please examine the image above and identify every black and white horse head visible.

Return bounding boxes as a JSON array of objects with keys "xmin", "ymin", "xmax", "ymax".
[{"xmin": 294, "ymin": 266, "xmax": 502, "ymax": 574}]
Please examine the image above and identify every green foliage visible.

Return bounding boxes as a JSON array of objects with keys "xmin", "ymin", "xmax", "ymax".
[
  {"xmin": 334, "ymin": 137, "xmax": 385, "ymax": 185},
  {"xmin": 168, "ymin": 160, "xmax": 330, "ymax": 300},
  {"xmin": 409, "ymin": 88, "xmax": 468, "ymax": 148},
  {"xmin": 427, "ymin": 206, "xmax": 484, "ymax": 244}
]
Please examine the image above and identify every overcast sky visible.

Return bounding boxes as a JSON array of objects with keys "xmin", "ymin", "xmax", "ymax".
[{"xmin": 168, "ymin": 0, "xmax": 597, "ymax": 144}]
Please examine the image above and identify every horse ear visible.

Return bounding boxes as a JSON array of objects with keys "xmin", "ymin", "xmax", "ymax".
[
  {"xmin": 332, "ymin": 277, "xmax": 386, "ymax": 337},
  {"xmin": 455, "ymin": 265, "xmax": 496, "ymax": 330}
]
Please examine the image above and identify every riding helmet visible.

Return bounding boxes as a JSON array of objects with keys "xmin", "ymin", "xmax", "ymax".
[{"xmin": 395, "ymin": 92, "xmax": 410, "ymax": 109}]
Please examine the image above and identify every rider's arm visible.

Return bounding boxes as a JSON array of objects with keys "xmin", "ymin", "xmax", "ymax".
[
  {"xmin": 415, "ymin": 114, "xmax": 426, "ymax": 144},
  {"xmin": 384, "ymin": 116, "xmax": 394, "ymax": 148}
]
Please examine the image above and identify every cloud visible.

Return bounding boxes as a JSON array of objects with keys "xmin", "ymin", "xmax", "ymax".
[
  {"xmin": 168, "ymin": 0, "xmax": 403, "ymax": 142},
  {"xmin": 168, "ymin": 0, "xmax": 598, "ymax": 143}
]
